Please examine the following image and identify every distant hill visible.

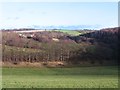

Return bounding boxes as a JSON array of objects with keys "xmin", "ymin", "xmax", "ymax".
[
  {"xmin": 1, "ymin": 25, "xmax": 102, "ymax": 30},
  {"xmin": 28, "ymin": 25, "xmax": 101, "ymax": 30},
  {"xmin": 2, "ymin": 27, "xmax": 119, "ymax": 67}
]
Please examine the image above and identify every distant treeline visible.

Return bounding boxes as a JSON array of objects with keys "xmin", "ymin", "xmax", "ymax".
[{"xmin": 2, "ymin": 27, "xmax": 119, "ymax": 66}]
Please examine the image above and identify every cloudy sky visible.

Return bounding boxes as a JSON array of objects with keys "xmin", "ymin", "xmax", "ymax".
[{"xmin": 0, "ymin": 2, "xmax": 118, "ymax": 29}]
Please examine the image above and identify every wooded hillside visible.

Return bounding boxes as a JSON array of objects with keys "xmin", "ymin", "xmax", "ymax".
[{"xmin": 2, "ymin": 27, "xmax": 119, "ymax": 66}]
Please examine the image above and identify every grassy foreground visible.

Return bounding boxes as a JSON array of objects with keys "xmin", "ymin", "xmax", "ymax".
[{"xmin": 2, "ymin": 66, "xmax": 118, "ymax": 88}]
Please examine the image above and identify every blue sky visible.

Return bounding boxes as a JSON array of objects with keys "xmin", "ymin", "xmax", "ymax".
[{"xmin": 1, "ymin": 2, "xmax": 118, "ymax": 29}]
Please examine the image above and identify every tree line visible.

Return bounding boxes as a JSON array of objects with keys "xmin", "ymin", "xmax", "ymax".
[{"xmin": 2, "ymin": 27, "xmax": 119, "ymax": 65}]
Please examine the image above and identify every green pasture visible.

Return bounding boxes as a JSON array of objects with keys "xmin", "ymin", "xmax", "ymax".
[
  {"xmin": 55, "ymin": 30, "xmax": 81, "ymax": 36},
  {"xmin": 2, "ymin": 66, "xmax": 118, "ymax": 88}
]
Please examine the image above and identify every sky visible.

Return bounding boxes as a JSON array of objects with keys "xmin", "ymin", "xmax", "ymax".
[{"xmin": 0, "ymin": 2, "xmax": 118, "ymax": 29}]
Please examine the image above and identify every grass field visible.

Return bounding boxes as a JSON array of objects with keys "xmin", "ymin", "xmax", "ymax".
[
  {"xmin": 55, "ymin": 30, "xmax": 81, "ymax": 36},
  {"xmin": 2, "ymin": 66, "xmax": 118, "ymax": 88}
]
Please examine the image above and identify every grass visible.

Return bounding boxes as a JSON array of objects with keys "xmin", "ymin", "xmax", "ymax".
[
  {"xmin": 55, "ymin": 30, "xmax": 81, "ymax": 36},
  {"xmin": 2, "ymin": 66, "xmax": 118, "ymax": 88}
]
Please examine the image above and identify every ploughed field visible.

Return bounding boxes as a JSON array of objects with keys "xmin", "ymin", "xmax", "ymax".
[{"xmin": 2, "ymin": 66, "xmax": 118, "ymax": 88}]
